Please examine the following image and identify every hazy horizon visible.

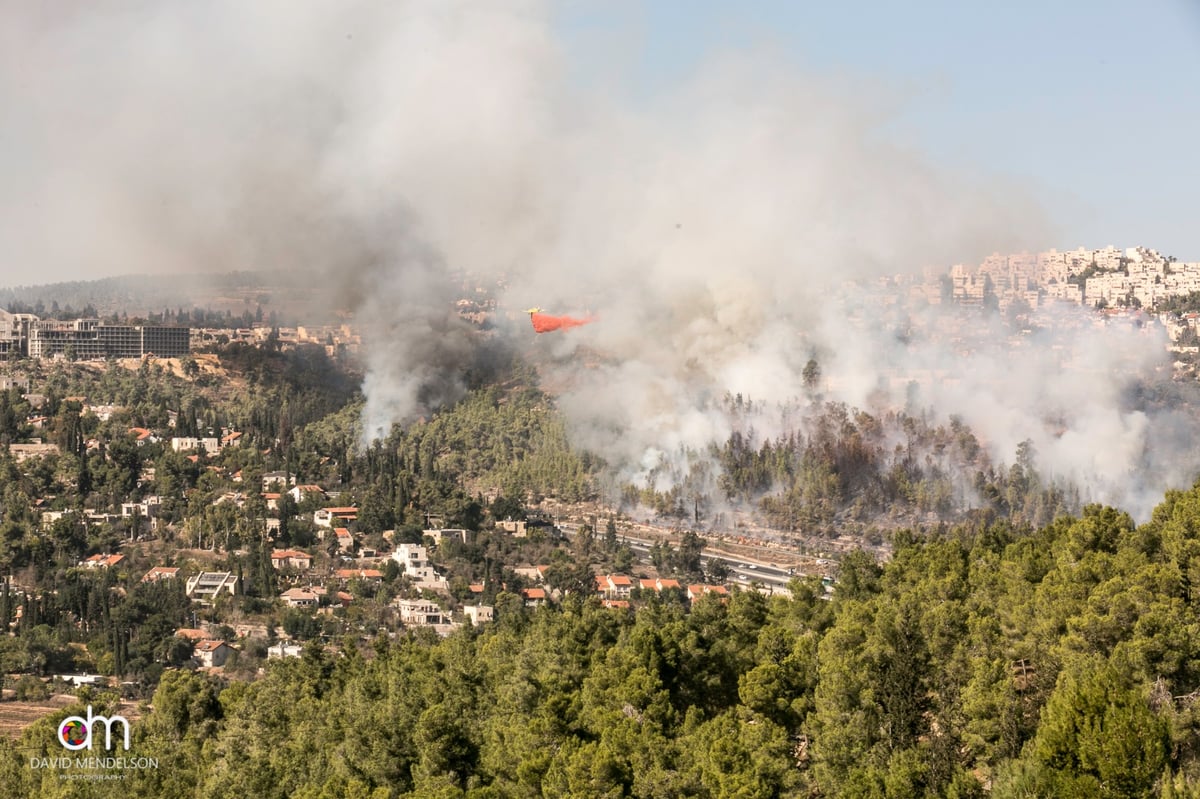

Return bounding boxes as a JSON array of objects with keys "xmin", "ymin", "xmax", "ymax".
[{"xmin": 3, "ymin": 2, "xmax": 1198, "ymax": 286}]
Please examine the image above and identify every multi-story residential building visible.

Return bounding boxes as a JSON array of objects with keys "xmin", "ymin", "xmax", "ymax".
[
  {"xmin": 24, "ymin": 319, "xmax": 189, "ymax": 359},
  {"xmin": 0, "ymin": 310, "xmax": 38, "ymax": 357},
  {"xmin": 171, "ymin": 437, "xmax": 221, "ymax": 455},
  {"xmin": 391, "ymin": 543, "xmax": 448, "ymax": 589},
  {"xmin": 393, "ymin": 544, "xmax": 432, "ymax": 577},
  {"xmin": 395, "ymin": 598, "xmax": 448, "ymax": 627},
  {"xmin": 927, "ymin": 245, "xmax": 1198, "ymax": 316},
  {"xmin": 464, "ymin": 605, "xmax": 494, "ymax": 625}
]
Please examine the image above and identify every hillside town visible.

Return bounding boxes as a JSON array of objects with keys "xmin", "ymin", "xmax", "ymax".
[
  {"xmin": 0, "ymin": 316, "xmax": 823, "ymax": 713},
  {"xmin": 0, "ymin": 248, "xmax": 1190, "ymax": 791},
  {"xmin": 901, "ymin": 245, "xmax": 1200, "ymax": 342},
  {"xmin": 0, "ymin": 246, "xmax": 1189, "ymax": 690},
  {"xmin": 0, "ymin": 247, "xmax": 1193, "ymax": 791},
  {"xmin": 845, "ymin": 245, "xmax": 1200, "ymax": 382}
]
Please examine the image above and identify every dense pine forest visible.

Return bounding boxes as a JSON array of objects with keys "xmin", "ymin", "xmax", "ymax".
[{"xmin": 5, "ymin": 490, "xmax": 1200, "ymax": 796}]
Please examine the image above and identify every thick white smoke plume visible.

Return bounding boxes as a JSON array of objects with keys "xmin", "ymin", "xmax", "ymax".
[{"xmin": 2, "ymin": 2, "xmax": 1192, "ymax": 519}]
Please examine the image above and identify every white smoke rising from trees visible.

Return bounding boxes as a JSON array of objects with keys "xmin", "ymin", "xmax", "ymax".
[{"xmin": 2, "ymin": 2, "xmax": 1192, "ymax": 519}]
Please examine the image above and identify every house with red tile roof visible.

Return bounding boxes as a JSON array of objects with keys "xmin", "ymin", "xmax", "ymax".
[
  {"xmin": 270, "ymin": 550, "xmax": 313, "ymax": 570},
  {"xmin": 174, "ymin": 628, "xmax": 208, "ymax": 642},
  {"xmin": 280, "ymin": 587, "xmax": 319, "ymax": 608},
  {"xmin": 141, "ymin": 566, "xmax": 179, "ymax": 583},
  {"xmin": 686, "ymin": 584, "xmax": 729, "ymax": 601},
  {"xmin": 314, "ymin": 507, "xmax": 357, "ymax": 527},
  {"xmin": 634, "ymin": 577, "xmax": 683, "ymax": 593},
  {"xmin": 289, "ymin": 484, "xmax": 326, "ymax": 503},
  {"xmin": 605, "ymin": 575, "xmax": 633, "ymax": 598},
  {"xmin": 335, "ymin": 568, "xmax": 383, "ymax": 582},
  {"xmin": 520, "ymin": 587, "xmax": 547, "ymax": 607},
  {"xmin": 81, "ymin": 553, "xmax": 125, "ymax": 569},
  {"xmin": 194, "ymin": 639, "xmax": 234, "ymax": 668}
]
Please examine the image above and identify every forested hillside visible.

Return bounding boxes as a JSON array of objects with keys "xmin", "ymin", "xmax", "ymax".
[
  {"xmin": 347, "ymin": 380, "xmax": 597, "ymax": 535},
  {"xmin": 6, "ymin": 487, "xmax": 1200, "ymax": 797},
  {"xmin": 626, "ymin": 395, "xmax": 1078, "ymax": 535}
]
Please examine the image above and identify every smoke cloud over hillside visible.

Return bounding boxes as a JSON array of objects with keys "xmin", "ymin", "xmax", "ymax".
[{"xmin": 3, "ymin": 2, "xmax": 1193, "ymax": 519}]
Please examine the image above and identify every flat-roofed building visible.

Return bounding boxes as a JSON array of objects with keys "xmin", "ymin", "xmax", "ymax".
[
  {"xmin": 396, "ymin": 598, "xmax": 447, "ymax": 626},
  {"xmin": 186, "ymin": 571, "xmax": 239, "ymax": 600},
  {"xmin": 27, "ymin": 319, "xmax": 189, "ymax": 360}
]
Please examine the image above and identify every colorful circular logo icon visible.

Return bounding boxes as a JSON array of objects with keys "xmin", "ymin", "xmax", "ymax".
[{"xmin": 59, "ymin": 720, "xmax": 87, "ymax": 748}]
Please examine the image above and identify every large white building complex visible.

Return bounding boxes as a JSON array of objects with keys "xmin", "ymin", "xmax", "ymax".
[{"xmin": 0, "ymin": 310, "xmax": 189, "ymax": 360}]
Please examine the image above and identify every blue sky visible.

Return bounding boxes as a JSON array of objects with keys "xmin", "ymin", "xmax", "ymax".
[{"xmin": 556, "ymin": 0, "xmax": 1200, "ymax": 259}]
